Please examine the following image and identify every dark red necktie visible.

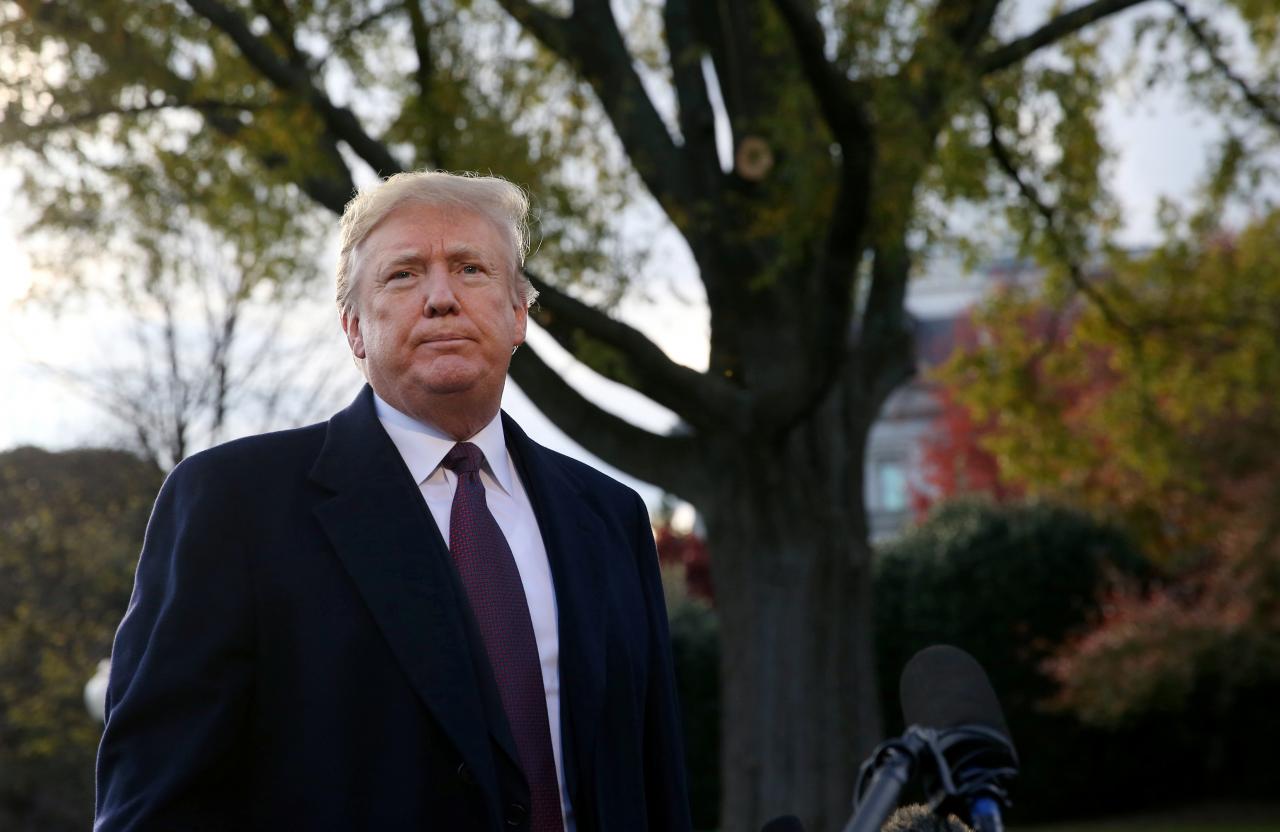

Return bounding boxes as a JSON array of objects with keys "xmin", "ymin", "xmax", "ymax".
[{"xmin": 442, "ymin": 442, "xmax": 564, "ymax": 832}]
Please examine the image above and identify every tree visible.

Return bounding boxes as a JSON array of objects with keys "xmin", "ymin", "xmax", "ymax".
[
  {"xmin": 38, "ymin": 209, "xmax": 347, "ymax": 470},
  {"xmin": 937, "ymin": 209, "xmax": 1280, "ymax": 783},
  {"xmin": 0, "ymin": 447, "xmax": 160, "ymax": 831},
  {"xmin": 911, "ymin": 321, "xmax": 1026, "ymax": 517},
  {"xmin": 940, "ymin": 211, "xmax": 1280, "ymax": 562},
  {"xmin": 3, "ymin": 1, "xmax": 1277, "ymax": 827}
]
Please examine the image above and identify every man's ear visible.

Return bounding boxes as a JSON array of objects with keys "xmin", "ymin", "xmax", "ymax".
[
  {"xmin": 512, "ymin": 301, "xmax": 528, "ymax": 349},
  {"xmin": 341, "ymin": 310, "xmax": 366, "ymax": 359}
]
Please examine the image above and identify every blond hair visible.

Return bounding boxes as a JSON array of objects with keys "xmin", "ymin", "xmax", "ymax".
[{"xmin": 335, "ymin": 170, "xmax": 538, "ymax": 313}]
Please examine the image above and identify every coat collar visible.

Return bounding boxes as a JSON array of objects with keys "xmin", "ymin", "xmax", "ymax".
[{"xmin": 372, "ymin": 392, "xmax": 516, "ymax": 496}]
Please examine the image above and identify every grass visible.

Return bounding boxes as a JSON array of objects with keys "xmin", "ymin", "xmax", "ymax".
[{"xmin": 1023, "ymin": 803, "xmax": 1280, "ymax": 832}]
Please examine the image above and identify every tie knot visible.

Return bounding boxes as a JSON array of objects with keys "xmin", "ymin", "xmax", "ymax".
[{"xmin": 442, "ymin": 442, "xmax": 484, "ymax": 476}]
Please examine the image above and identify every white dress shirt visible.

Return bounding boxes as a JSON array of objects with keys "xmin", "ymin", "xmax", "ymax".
[{"xmin": 374, "ymin": 394, "xmax": 574, "ymax": 829}]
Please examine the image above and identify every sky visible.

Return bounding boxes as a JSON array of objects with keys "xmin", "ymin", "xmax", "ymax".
[{"xmin": 0, "ymin": 1, "xmax": 1241, "ymax": 508}]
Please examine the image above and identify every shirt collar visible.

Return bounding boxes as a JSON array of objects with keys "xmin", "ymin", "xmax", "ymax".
[{"xmin": 372, "ymin": 392, "xmax": 513, "ymax": 495}]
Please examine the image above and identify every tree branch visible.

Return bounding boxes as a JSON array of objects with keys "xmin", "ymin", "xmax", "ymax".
[
  {"xmin": 5, "ymin": 98, "xmax": 260, "ymax": 136},
  {"xmin": 491, "ymin": 0, "xmax": 690, "ymax": 223},
  {"xmin": 663, "ymin": 0, "xmax": 722, "ymax": 189},
  {"xmin": 981, "ymin": 94, "xmax": 1137, "ymax": 337},
  {"xmin": 760, "ymin": 0, "xmax": 875, "ymax": 421},
  {"xmin": 252, "ymin": 0, "xmax": 307, "ymax": 67},
  {"xmin": 526, "ymin": 270, "xmax": 752, "ymax": 432},
  {"xmin": 769, "ymin": 0, "xmax": 874, "ymax": 155},
  {"xmin": 404, "ymin": 0, "xmax": 446, "ymax": 168},
  {"xmin": 184, "ymin": 0, "xmax": 404, "ymax": 176},
  {"xmin": 489, "ymin": 0, "xmax": 575, "ymax": 54},
  {"xmin": 508, "ymin": 340, "xmax": 706, "ymax": 500},
  {"xmin": 981, "ymin": 0, "xmax": 1154, "ymax": 75},
  {"xmin": 12, "ymin": 1, "xmax": 356, "ymax": 212},
  {"xmin": 851, "ymin": 241, "xmax": 915, "ymax": 413},
  {"xmin": 314, "ymin": 2, "xmax": 402, "ymax": 69},
  {"xmin": 1167, "ymin": 0, "xmax": 1280, "ymax": 131},
  {"xmin": 928, "ymin": 0, "xmax": 1003, "ymax": 56}
]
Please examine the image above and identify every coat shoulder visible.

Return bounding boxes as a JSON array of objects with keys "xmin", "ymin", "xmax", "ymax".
[
  {"xmin": 164, "ymin": 422, "xmax": 328, "ymax": 494},
  {"xmin": 531, "ymin": 443, "xmax": 644, "ymax": 509}
]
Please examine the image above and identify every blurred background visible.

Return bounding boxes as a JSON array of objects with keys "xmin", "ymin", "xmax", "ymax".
[{"xmin": 2, "ymin": 1, "xmax": 1278, "ymax": 830}]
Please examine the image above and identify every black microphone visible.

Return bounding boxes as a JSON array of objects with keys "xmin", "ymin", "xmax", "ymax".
[
  {"xmin": 899, "ymin": 645, "xmax": 1010, "ymax": 745},
  {"xmin": 842, "ymin": 645, "xmax": 1017, "ymax": 832},
  {"xmin": 899, "ymin": 645, "xmax": 1018, "ymax": 832},
  {"xmin": 760, "ymin": 815, "xmax": 805, "ymax": 832}
]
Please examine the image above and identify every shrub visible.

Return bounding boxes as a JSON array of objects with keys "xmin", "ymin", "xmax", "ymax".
[
  {"xmin": 874, "ymin": 498, "xmax": 1203, "ymax": 820},
  {"xmin": 664, "ymin": 566, "xmax": 720, "ymax": 830}
]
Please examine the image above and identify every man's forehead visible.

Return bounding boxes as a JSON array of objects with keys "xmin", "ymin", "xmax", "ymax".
[
  {"xmin": 359, "ymin": 204, "xmax": 509, "ymax": 254},
  {"xmin": 375, "ymin": 242, "xmax": 496, "ymax": 263}
]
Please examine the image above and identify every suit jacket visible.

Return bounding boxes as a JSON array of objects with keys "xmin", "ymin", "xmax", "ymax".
[{"xmin": 95, "ymin": 385, "xmax": 691, "ymax": 831}]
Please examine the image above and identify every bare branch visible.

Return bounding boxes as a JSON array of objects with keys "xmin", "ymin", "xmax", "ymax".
[
  {"xmin": 508, "ymin": 341, "xmax": 706, "ymax": 500},
  {"xmin": 1167, "ymin": 0, "xmax": 1280, "ymax": 131},
  {"xmin": 184, "ymin": 0, "xmax": 404, "ymax": 176},
  {"xmin": 981, "ymin": 0, "xmax": 1154, "ymax": 75},
  {"xmin": 526, "ymin": 270, "xmax": 751, "ymax": 432}
]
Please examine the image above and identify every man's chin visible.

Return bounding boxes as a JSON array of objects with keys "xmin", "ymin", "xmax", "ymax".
[{"xmin": 413, "ymin": 367, "xmax": 488, "ymax": 398}]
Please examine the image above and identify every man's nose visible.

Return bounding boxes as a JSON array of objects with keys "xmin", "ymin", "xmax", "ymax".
[{"xmin": 421, "ymin": 268, "xmax": 460, "ymax": 316}]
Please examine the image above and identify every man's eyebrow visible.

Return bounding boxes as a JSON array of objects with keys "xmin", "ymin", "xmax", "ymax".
[
  {"xmin": 443, "ymin": 243, "xmax": 496, "ymax": 264},
  {"xmin": 375, "ymin": 251, "xmax": 428, "ymax": 271}
]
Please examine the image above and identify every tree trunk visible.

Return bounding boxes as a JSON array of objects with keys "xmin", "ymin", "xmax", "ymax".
[{"xmin": 702, "ymin": 376, "xmax": 884, "ymax": 832}]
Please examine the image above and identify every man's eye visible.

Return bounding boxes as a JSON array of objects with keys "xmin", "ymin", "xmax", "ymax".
[
  {"xmin": 389, "ymin": 270, "xmax": 412, "ymax": 280},
  {"xmin": 461, "ymin": 264, "xmax": 482, "ymax": 275}
]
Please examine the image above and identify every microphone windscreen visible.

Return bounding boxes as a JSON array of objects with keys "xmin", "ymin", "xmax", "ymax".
[
  {"xmin": 760, "ymin": 815, "xmax": 805, "ymax": 832},
  {"xmin": 899, "ymin": 644, "xmax": 1010, "ymax": 739},
  {"xmin": 882, "ymin": 804, "xmax": 973, "ymax": 831}
]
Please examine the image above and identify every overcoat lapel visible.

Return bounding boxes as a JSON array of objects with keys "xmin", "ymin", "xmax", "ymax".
[
  {"xmin": 308, "ymin": 388, "xmax": 499, "ymax": 792},
  {"xmin": 503, "ymin": 413, "xmax": 607, "ymax": 809}
]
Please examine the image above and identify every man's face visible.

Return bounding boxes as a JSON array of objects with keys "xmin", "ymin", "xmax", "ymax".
[{"xmin": 342, "ymin": 201, "xmax": 527, "ymax": 419}]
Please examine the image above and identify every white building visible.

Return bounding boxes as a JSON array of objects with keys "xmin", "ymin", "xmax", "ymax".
[{"xmin": 865, "ymin": 255, "xmax": 1041, "ymax": 541}]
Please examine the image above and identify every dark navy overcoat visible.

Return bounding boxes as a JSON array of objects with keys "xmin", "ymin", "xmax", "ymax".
[{"xmin": 95, "ymin": 386, "xmax": 691, "ymax": 831}]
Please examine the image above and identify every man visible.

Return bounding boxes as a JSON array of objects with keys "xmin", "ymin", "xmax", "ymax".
[{"xmin": 95, "ymin": 171, "xmax": 692, "ymax": 831}]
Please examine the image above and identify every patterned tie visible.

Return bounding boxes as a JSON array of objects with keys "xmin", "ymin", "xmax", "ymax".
[{"xmin": 442, "ymin": 442, "xmax": 564, "ymax": 832}]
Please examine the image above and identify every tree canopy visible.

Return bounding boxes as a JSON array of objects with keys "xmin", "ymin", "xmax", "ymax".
[
  {"xmin": 938, "ymin": 207, "xmax": 1280, "ymax": 729},
  {"xmin": 940, "ymin": 205, "xmax": 1280, "ymax": 562}
]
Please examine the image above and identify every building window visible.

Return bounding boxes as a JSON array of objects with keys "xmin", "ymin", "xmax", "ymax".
[{"xmin": 877, "ymin": 461, "xmax": 908, "ymax": 512}]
